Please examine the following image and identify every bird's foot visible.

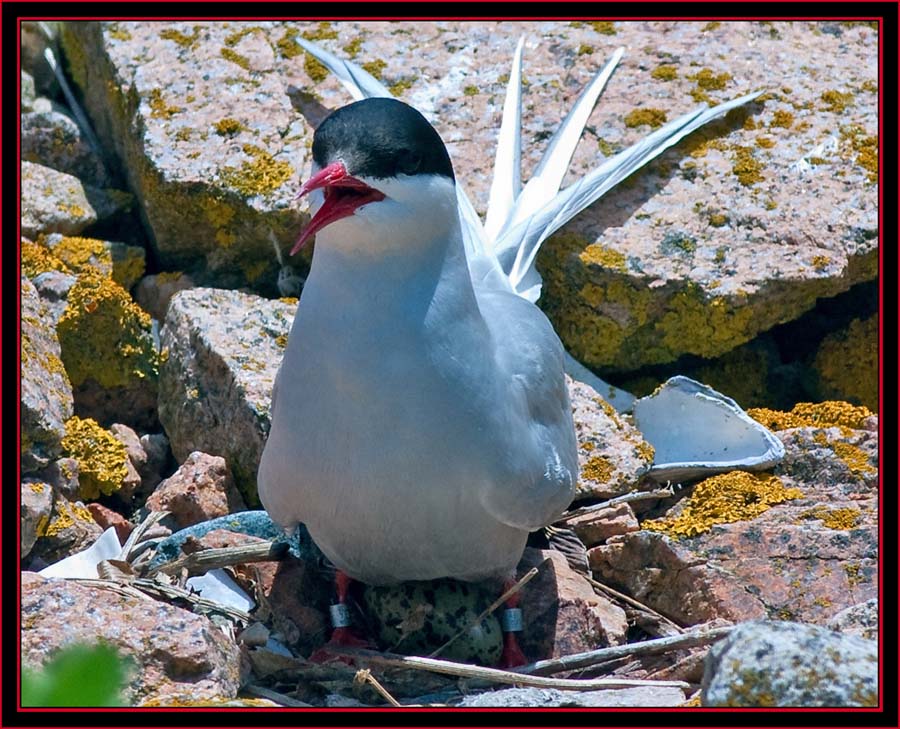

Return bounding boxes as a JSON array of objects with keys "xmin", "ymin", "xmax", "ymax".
[
  {"xmin": 308, "ymin": 627, "xmax": 373, "ymax": 664},
  {"xmin": 498, "ymin": 632, "xmax": 528, "ymax": 669}
]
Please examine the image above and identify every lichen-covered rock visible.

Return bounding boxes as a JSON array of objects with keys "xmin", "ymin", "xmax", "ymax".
[
  {"xmin": 60, "ymin": 415, "xmax": 130, "ymax": 499},
  {"xmin": 567, "ymin": 502, "xmax": 640, "ymax": 548},
  {"xmin": 21, "ymin": 70, "xmax": 36, "ymax": 111},
  {"xmin": 812, "ymin": 314, "xmax": 877, "ymax": 411},
  {"xmin": 158, "ymin": 287, "xmax": 294, "ymax": 503},
  {"xmin": 21, "ymin": 276, "xmax": 73, "ymax": 473},
  {"xmin": 827, "ymin": 599, "xmax": 877, "ymax": 642},
  {"xmin": 134, "ymin": 271, "xmax": 196, "ymax": 321},
  {"xmin": 21, "ymin": 21, "xmax": 61, "ymax": 95},
  {"xmin": 457, "ymin": 685, "xmax": 686, "ymax": 708},
  {"xmin": 21, "ymin": 161, "xmax": 98, "ymax": 238},
  {"xmin": 21, "ymin": 571, "xmax": 242, "ymax": 705},
  {"xmin": 21, "ymin": 109, "xmax": 111, "ymax": 187},
  {"xmin": 56, "ymin": 269, "xmax": 161, "ymax": 426},
  {"xmin": 28, "ymin": 494, "xmax": 103, "ymax": 566},
  {"xmin": 589, "ymin": 407, "xmax": 877, "ymax": 628},
  {"xmin": 145, "ymin": 451, "xmax": 246, "ymax": 529},
  {"xmin": 568, "ymin": 376, "xmax": 653, "ymax": 500},
  {"xmin": 39, "ymin": 233, "xmax": 146, "ymax": 291},
  {"xmin": 21, "ymin": 480, "xmax": 54, "ymax": 557},
  {"xmin": 701, "ymin": 620, "xmax": 877, "ymax": 707}
]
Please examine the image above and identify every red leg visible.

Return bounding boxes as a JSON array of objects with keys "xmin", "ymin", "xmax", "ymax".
[
  {"xmin": 498, "ymin": 580, "xmax": 528, "ymax": 669},
  {"xmin": 309, "ymin": 570, "xmax": 371, "ymax": 663}
]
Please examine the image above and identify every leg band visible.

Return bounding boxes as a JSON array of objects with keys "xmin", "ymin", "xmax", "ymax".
[
  {"xmin": 501, "ymin": 607, "xmax": 523, "ymax": 632},
  {"xmin": 330, "ymin": 602, "xmax": 351, "ymax": 628}
]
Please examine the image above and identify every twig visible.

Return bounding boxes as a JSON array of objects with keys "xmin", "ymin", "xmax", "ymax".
[
  {"xmin": 146, "ymin": 541, "xmax": 286, "ymax": 577},
  {"xmin": 515, "ymin": 626, "xmax": 734, "ymax": 676},
  {"xmin": 241, "ymin": 684, "xmax": 313, "ymax": 707},
  {"xmin": 587, "ymin": 577, "xmax": 684, "ymax": 635},
  {"xmin": 329, "ymin": 648, "xmax": 690, "ymax": 692},
  {"xmin": 557, "ymin": 487, "xmax": 675, "ymax": 523},
  {"xmin": 355, "ymin": 669, "xmax": 402, "ymax": 707},
  {"xmin": 129, "ymin": 578, "xmax": 253, "ymax": 623},
  {"xmin": 428, "ymin": 564, "xmax": 543, "ymax": 659},
  {"xmin": 120, "ymin": 510, "xmax": 170, "ymax": 563}
]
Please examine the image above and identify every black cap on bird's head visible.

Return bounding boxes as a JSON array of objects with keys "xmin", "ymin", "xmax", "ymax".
[{"xmin": 291, "ymin": 98, "xmax": 455, "ymax": 254}]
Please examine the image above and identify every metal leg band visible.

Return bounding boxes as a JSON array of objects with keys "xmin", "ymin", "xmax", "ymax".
[
  {"xmin": 330, "ymin": 602, "xmax": 351, "ymax": 628},
  {"xmin": 501, "ymin": 607, "xmax": 523, "ymax": 632}
]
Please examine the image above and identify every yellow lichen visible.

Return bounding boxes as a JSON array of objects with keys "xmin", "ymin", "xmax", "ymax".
[
  {"xmin": 21, "ymin": 240, "xmax": 70, "ymax": 277},
  {"xmin": 812, "ymin": 433, "xmax": 876, "ymax": 477},
  {"xmin": 588, "ymin": 21, "xmax": 616, "ymax": 35},
  {"xmin": 581, "ymin": 455, "xmax": 614, "ymax": 483},
  {"xmin": 651, "ymin": 64, "xmax": 678, "ymax": 81},
  {"xmin": 219, "ymin": 144, "xmax": 294, "ymax": 197},
  {"xmin": 301, "ymin": 21, "xmax": 338, "ymax": 41},
  {"xmin": 844, "ymin": 563, "xmax": 863, "ymax": 586},
  {"xmin": 361, "ymin": 59, "xmax": 387, "ymax": 79},
  {"xmin": 708, "ymin": 212, "xmax": 729, "ymax": 227},
  {"xmin": 811, "ymin": 255, "xmax": 831, "ymax": 271},
  {"xmin": 643, "ymin": 472, "xmax": 802, "ymax": 537},
  {"xmin": 624, "ymin": 108, "xmax": 668, "ymax": 129},
  {"xmin": 159, "ymin": 27, "xmax": 201, "ymax": 49},
  {"xmin": 701, "ymin": 21, "xmax": 722, "ymax": 31},
  {"xmin": 748, "ymin": 401, "xmax": 874, "ymax": 432},
  {"xmin": 635, "ymin": 440, "xmax": 655, "ymax": 463},
  {"xmin": 799, "ymin": 505, "xmax": 862, "ymax": 530},
  {"xmin": 304, "ymin": 52, "xmax": 329, "ymax": 82},
  {"xmin": 688, "ymin": 68, "xmax": 732, "ymax": 91},
  {"xmin": 57, "ymin": 269, "xmax": 161, "ymax": 388},
  {"xmin": 61, "ymin": 416, "xmax": 128, "ymax": 499},
  {"xmin": 580, "ymin": 441, "xmax": 596, "ymax": 452},
  {"xmin": 579, "ymin": 244, "xmax": 627, "ymax": 271},
  {"xmin": 820, "ymin": 89, "xmax": 854, "ymax": 113},
  {"xmin": 38, "ymin": 235, "xmax": 144, "ymax": 290},
  {"xmin": 274, "ymin": 334, "xmax": 288, "ymax": 348},
  {"xmin": 755, "ymin": 136, "xmax": 775, "ymax": 149},
  {"xmin": 275, "ymin": 28, "xmax": 303, "ymax": 58},
  {"xmin": 214, "ymin": 118, "xmax": 247, "ymax": 136},
  {"xmin": 731, "ymin": 146, "xmax": 764, "ymax": 186},
  {"xmin": 769, "ymin": 110, "xmax": 794, "ymax": 128},
  {"xmin": 220, "ymin": 47, "xmax": 250, "ymax": 70},
  {"xmin": 148, "ymin": 88, "xmax": 183, "ymax": 119},
  {"xmin": 389, "ymin": 78, "xmax": 415, "ymax": 96},
  {"xmin": 343, "ymin": 37, "xmax": 364, "ymax": 58}
]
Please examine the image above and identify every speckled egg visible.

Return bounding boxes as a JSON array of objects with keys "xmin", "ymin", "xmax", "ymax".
[{"xmin": 362, "ymin": 578, "xmax": 503, "ymax": 665}]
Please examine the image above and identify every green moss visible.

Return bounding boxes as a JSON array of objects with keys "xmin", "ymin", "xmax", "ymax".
[
  {"xmin": 624, "ymin": 107, "xmax": 668, "ymax": 129},
  {"xmin": 219, "ymin": 144, "xmax": 294, "ymax": 197},
  {"xmin": 577, "ymin": 43, "xmax": 594, "ymax": 56},
  {"xmin": 304, "ymin": 52, "xmax": 329, "ymax": 82},
  {"xmin": 463, "ymin": 85, "xmax": 479, "ymax": 96},
  {"xmin": 148, "ymin": 88, "xmax": 183, "ymax": 119},
  {"xmin": 389, "ymin": 77, "xmax": 415, "ymax": 96},
  {"xmin": 643, "ymin": 472, "xmax": 802, "ymax": 537},
  {"xmin": 214, "ymin": 118, "xmax": 247, "ymax": 136},
  {"xmin": 220, "ymin": 47, "xmax": 250, "ymax": 70},
  {"xmin": 651, "ymin": 64, "xmax": 678, "ymax": 81},
  {"xmin": 61, "ymin": 416, "xmax": 129, "ymax": 499},
  {"xmin": 820, "ymin": 89, "xmax": 854, "ymax": 113},
  {"xmin": 57, "ymin": 269, "xmax": 161, "ymax": 389}
]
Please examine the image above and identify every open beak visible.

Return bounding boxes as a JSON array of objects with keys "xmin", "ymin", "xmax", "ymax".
[{"xmin": 290, "ymin": 161, "xmax": 385, "ymax": 255}]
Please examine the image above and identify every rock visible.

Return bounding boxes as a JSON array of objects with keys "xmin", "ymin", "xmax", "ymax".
[
  {"xmin": 457, "ymin": 685, "xmax": 686, "ymax": 707},
  {"xmin": 21, "ymin": 571, "xmax": 242, "ymax": 705},
  {"xmin": 134, "ymin": 272, "xmax": 196, "ymax": 322},
  {"xmin": 812, "ymin": 314, "xmax": 877, "ymax": 411},
  {"xmin": 827, "ymin": 599, "xmax": 878, "ymax": 642},
  {"xmin": 30, "ymin": 270, "xmax": 77, "ymax": 324},
  {"xmin": 86, "ymin": 502, "xmax": 134, "ymax": 543},
  {"xmin": 21, "ymin": 109, "xmax": 111, "ymax": 187},
  {"xmin": 568, "ymin": 375, "xmax": 654, "ymax": 500},
  {"xmin": 21, "ymin": 276, "xmax": 73, "ymax": 473},
  {"xmin": 27, "ymin": 494, "xmax": 103, "ymax": 566},
  {"xmin": 567, "ymin": 502, "xmax": 640, "ymax": 548},
  {"xmin": 145, "ymin": 452, "xmax": 246, "ymax": 529},
  {"xmin": 21, "ymin": 21, "xmax": 60, "ymax": 95},
  {"xmin": 109, "ymin": 422, "xmax": 149, "ymax": 498},
  {"xmin": 21, "ymin": 70, "xmax": 36, "ymax": 111},
  {"xmin": 21, "ymin": 161, "xmax": 97, "ymax": 238},
  {"xmin": 517, "ymin": 548, "xmax": 628, "ymax": 662},
  {"xmin": 701, "ymin": 620, "xmax": 877, "ymax": 706},
  {"xmin": 56, "ymin": 269, "xmax": 161, "ymax": 430},
  {"xmin": 21, "ymin": 480, "xmax": 54, "ymax": 557},
  {"xmin": 158, "ymin": 288, "xmax": 294, "ymax": 503},
  {"xmin": 34, "ymin": 457, "xmax": 81, "ymax": 500},
  {"xmin": 590, "ymin": 410, "xmax": 877, "ymax": 628},
  {"xmin": 59, "ymin": 415, "xmax": 131, "ymax": 500},
  {"xmin": 139, "ymin": 432, "xmax": 173, "ymax": 491},
  {"xmin": 40, "ymin": 233, "xmax": 146, "ymax": 291}
]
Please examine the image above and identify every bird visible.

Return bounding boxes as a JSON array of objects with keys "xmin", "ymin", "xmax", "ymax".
[
  {"xmin": 258, "ymin": 96, "xmax": 577, "ymax": 666},
  {"xmin": 258, "ymin": 35, "xmax": 762, "ymax": 667}
]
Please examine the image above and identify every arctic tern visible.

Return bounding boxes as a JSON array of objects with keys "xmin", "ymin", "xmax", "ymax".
[{"xmin": 258, "ymin": 35, "xmax": 761, "ymax": 665}]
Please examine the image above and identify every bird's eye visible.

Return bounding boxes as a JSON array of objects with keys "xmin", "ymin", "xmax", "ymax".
[{"xmin": 397, "ymin": 148, "xmax": 421, "ymax": 175}]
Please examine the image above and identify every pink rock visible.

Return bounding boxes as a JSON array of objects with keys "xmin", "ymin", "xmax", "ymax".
[
  {"xmin": 21, "ymin": 572, "xmax": 242, "ymax": 705},
  {"xmin": 567, "ymin": 502, "xmax": 640, "ymax": 548},
  {"xmin": 86, "ymin": 502, "xmax": 134, "ymax": 543},
  {"xmin": 145, "ymin": 452, "xmax": 246, "ymax": 529},
  {"xmin": 517, "ymin": 548, "xmax": 628, "ymax": 662}
]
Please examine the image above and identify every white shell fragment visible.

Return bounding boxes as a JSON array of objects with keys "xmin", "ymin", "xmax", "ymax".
[
  {"xmin": 38, "ymin": 527, "xmax": 122, "ymax": 579},
  {"xmin": 633, "ymin": 376, "xmax": 785, "ymax": 483}
]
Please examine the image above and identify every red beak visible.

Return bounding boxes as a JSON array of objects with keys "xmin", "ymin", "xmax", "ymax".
[{"xmin": 290, "ymin": 161, "xmax": 385, "ymax": 255}]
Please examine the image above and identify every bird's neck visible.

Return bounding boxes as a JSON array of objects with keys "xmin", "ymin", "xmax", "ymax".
[{"xmin": 299, "ymin": 219, "xmax": 479, "ymax": 327}]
